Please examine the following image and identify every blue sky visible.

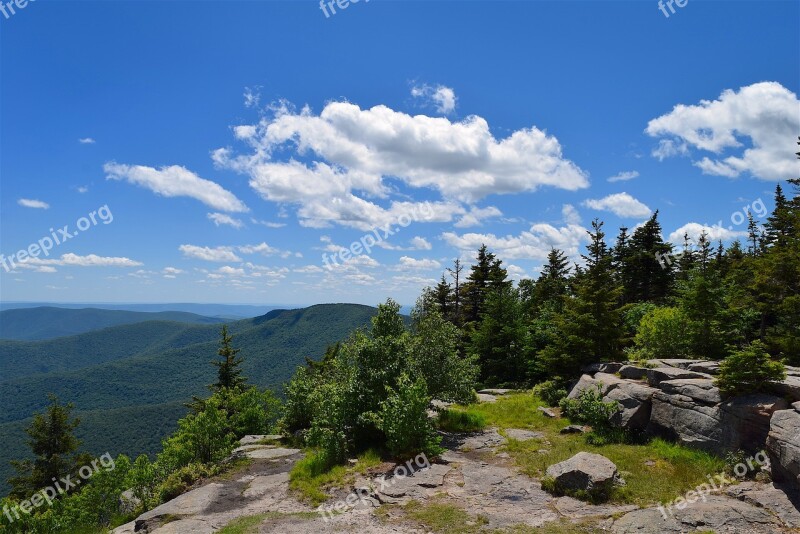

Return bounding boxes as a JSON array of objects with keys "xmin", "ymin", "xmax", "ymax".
[{"xmin": 1, "ymin": 0, "xmax": 798, "ymax": 306}]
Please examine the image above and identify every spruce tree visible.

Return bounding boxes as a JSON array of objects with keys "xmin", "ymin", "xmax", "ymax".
[
  {"xmin": 9, "ymin": 395, "xmax": 81, "ymax": 498},
  {"xmin": 212, "ymin": 325, "xmax": 246, "ymax": 391}
]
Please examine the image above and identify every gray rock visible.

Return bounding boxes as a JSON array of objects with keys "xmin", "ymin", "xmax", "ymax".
[
  {"xmin": 477, "ymin": 388, "xmax": 513, "ymax": 395},
  {"xmin": 583, "ymin": 362, "xmax": 624, "ymax": 375},
  {"xmin": 772, "ymin": 376, "xmax": 800, "ymax": 402},
  {"xmin": 767, "ymin": 408, "xmax": 800, "ymax": 490},
  {"xmin": 687, "ymin": 360, "xmax": 721, "ymax": 375},
  {"xmin": 566, "ymin": 374, "xmax": 603, "ymax": 400},
  {"xmin": 458, "ymin": 428, "xmax": 505, "ymax": 452},
  {"xmin": 724, "ymin": 481, "xmax": 800, "ymax": 528},
  {"xmin": 658, "ymin": 378, "xmax": 722, "ymax": 405},
  {"xmin": 239, "ymin": 434, "xmax": 281, "ymax": 445},
  {"xmin": 604, "ymin": 381, "xmax": 658, "ymax": 430},
  {"xmin": 793, "ymin": 401, "xmax": 800, "ymax": 412},
  {"xmin": 611, "ymin": 494, "xmax": 785, "ymax": 534},
  {"xmin": 537, "ymin": 406, "xmax": 557, "ymax": 418},
  {"xmin": 720, "ymin": 394, "xmax": 788, "ymax": 452},
  {"xmin": 545, "ymin": 452, "xmax": 623, "ymax": 497},
  {"xmin": 646, "ymin": 366, "xmax": 710, "ymax": 387},
  {"xmin": 785, "ymin": 365, "xmax": 800, "ymax": 377},
  {"xmin": 505, "ymin": 428, "xmax": 544, "ymax": 441},
  {"xmin": 476, "ymin": 393, "xmax": 498, "ymax": 403},
  {"xmin": 619, "ymin": 365, "xmax": 648, "ymax": 380},
  {"xmin": 118, "ymin": 489, "xmax": 140, "ymax": 516},
  {"xmin": 245, "ymin": 447, "xmax": 301, "ymax": 460},
  {"xmin": 645, "ymin": 359, "xmax": 698, "ymax": 369},
  {"xmin": 647, "ymin": 390, "xmax": 722, "ymax": 451}
]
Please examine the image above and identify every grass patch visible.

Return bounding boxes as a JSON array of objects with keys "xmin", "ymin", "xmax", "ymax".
[
  {"xmin": 459, "ymin": 391, "xmax": 726, "ymax": 507},
  {"xmin": 402, "ymin": 500, "xmax": 489, "ymax": 534},
  {"xmin": 289, "ymin": 448, "xmax": 382, "ymax": 505},
  {"xmin": 437, "ymin": 408, "xmax": 488, "ymax": 432}
]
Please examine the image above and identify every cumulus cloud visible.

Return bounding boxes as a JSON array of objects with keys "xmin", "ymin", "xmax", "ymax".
[
  {"xmin": 454, "ymin": 205, "xmax": 502, "ymax": 228},
  {"xmin": 208, "ymin": 212, "xmax": 244, "ymax": 228},
  {"xmin": 443, "ymin": 223, "xmax": 589, "ymax": 261},
  {"xmin": 583, "ymin": 192, "xmax": 651, "ymax": 219},
  {"xmin": 105, "ymin": 162, "xmax": 248, "ymax": 212},
  {"xmin": 179, "ymin": 244, "xmax": 242, "ymax": 262},
  {"xmin": 410, "ymin": 236, "xmax": 432, "ymax": 250},
  {"xmin": 20, "ymin": 253, "xmax": 142, "ymax": 267},
  {"xmin": 238, "ymin": 242, "xmax": 280, "ymax": 256},
  {"xmin": 393, "ymin": 256, "xmax": 442, "ymax": 271},
  {"xmin": 214, "ymin": 98, "xmax": 588, "ymax": 229},
  {"xmin": 646, "ymin": 81, "xmax": 800, "ymax": 180},
  {"xmin": 78, "ymin": 137, "xmax": 96, "ymax": 144},
  {"xmin": 608, "ymin": 170, "xmax": 639, "ymax": 183},
  {"xmin": 18, "ymin": 198, "xmax": 49, "ymax": 209},
  {"xmin": 411, "ymin": 84, "xmax": 457, "ymax": 114},
  {"xmin": 667, "ymin": 222, "xmax": 748, "ymax": 245},
  {"xmin": 562, "ymin": 204, "xmax": 582, "ymax": 225}
]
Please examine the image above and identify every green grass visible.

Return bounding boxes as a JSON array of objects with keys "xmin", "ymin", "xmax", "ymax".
[
  {"xmin": 288, "ymin": 449, "xmax": 382, "ymax": 505},
  {"xmin": 437, "ymin": 408, "xmax": 488, "ymax": 432},
  {"xmin": 459, "ymin": 391, "xmax": 726, "ymax": 507}
]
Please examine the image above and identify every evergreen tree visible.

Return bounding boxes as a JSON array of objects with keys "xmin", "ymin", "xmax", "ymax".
[
  {"xmin": 540, "ymin": 220, "xmax": 624, "ymax": 377},
  {"xmin": 462, "ymin": 245, "xmax": 509, "ymax": 325},
  {"xmin": 212, "ymin": 325, "xmax": 246, "ymax": 391},
  {"xmin": 620, "ymin": 211, "xmax": 675, "ymax": 304},
  {"xmin": 9, "ymin": 395, "xmax": 81, "ymax": 498},
  {"xmin": 433, "ymin": 275, "xmax": 453, "ymax": 319},
  {"xmin": 676, "ymin": 232, "xmax": 697, "ymax": 282},
  {"xmin": 446, "ymin": 259, "xmax": 465, "ymax": 326},
  {"xmin": 469, "ymin": 284, "xmax": 526, "ymax": 386}
]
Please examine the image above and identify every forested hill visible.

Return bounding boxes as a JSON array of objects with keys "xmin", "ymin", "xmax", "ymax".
[
  {"xmin": 0, "ymin": 303, "xmax": 377, "ymax": 496},
  {"xmin": 0, "ymin": 306, "xmax": 225, "ymax": 341}
]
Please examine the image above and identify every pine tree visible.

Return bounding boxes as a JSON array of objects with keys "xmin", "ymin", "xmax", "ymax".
[
  {"xmin": 9, "ymin": 395, "xmax": 81, "ymax": 498},
  {"xmin": 540, "ymin": 220, "xmax": 624, "ymax": 377},
  {"xmin": 212, "ymin": 325, "xmax": 246, "ymax": 391},
  {"xmin": 469, "ymin": 284, "xmax": 526, "ymax": 386},
  {"xmin": 433, "ymin": 275, "xmax": 453, "ymax": 319},
  {"xmin": 747, "ymin": 213, "xmax": 760, "ymax": 256},
  {"xmin": 446, "ymin": 259, "xmax": 464, "ymax": 326},
  {"xmin": 462, "ymin": 245, "xmax": 509, "ymax": 325},
  {"xmin": 621, "ymin": 211, "xmax": 675, "ymax": 303},
  {"xmin": 676, "ymin": 232, "xmax": 697, "ymax": 282}
]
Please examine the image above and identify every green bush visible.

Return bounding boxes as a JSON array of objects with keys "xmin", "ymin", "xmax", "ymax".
[
  {"xmin": 629, "ymin": 306, "xmax": 694, "ymax": 361},
  {"xmin": 156, "ymin": 463, "xmax": 216, "ymax": 502},
  {"xmin": 559, "ymin": 385, "xmax": 619, "ymax": 428},
  {"xmin": 715, "ymin": 341, "xmax": 786, "ymax": 396},
  {"xmin": 379, "ymin": 373, "xmax": 443, "ymax": 458},
  {"xmin": 436, "ymin": 408, "xmax": 487, "ymax": 433},
  {"xmin": 532, "ymin": 379, "xmax": 569, "ymax": 407}
]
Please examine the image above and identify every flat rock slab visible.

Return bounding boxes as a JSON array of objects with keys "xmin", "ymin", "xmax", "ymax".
[
  {"xmin": 612, "ymin": 494, "xmax": 786, "ymax": 534},
  {"xmin": 560, "ymin": 425, "xmax": 588, "ymax": 434},
  {"xmin": 476, "ymin": 393, "xmax": 498, "ymax": 403},
  {"xmin": 619, "ymin": 365, "xmax": 649, "ymax": 380},
  {"xmin": 505, "ymin": 429, "xmax": 544, "ymax": 441},
  {"xmin": 537, "ymin": 406, "xmax": 557, "ymax": 418},
  {"xmin": 240, "ymin": 434, "xmax": 282, "ymax": 445},
  {"xmin": 658, "ymin": 378, "xmax": 722, "ymax": 405},
  {"xmin": 647, "ymin": 367, "xmax": 711, "ymax": 387},
  {"xmin": 553, "ymin": 496, "xmax": 637, "ymax": 519},
  {"xmin": 725, "ymin": 481, "xmax": 800, "ymax": 528},
  {"xmin": 477, "ymin": 388, "xmax": 513, "ymax": 395},
  {"xmin": 245, "ymin": 447, "xmax": 302, "ymax": 460},
  {"xmin": 458, "ymin": 428, "xmax": 505, "ymax": 451}
]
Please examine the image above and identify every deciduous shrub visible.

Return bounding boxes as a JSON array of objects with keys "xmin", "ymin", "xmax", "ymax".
[{"xmin": 532, "ymin": 379, "xmax": 569, "ymax": 407}]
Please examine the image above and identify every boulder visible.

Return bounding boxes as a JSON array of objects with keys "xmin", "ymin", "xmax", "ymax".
[
  {"xmin": 686, "ymin": 361, "xmax": 721, "ymax": 375},
  {"xmin": 560, "ymin": 425, "xmax": 588, "ymax": 434},
  {"xmin": 545, "ymin": 452, "xmax": 623, "ymax": 497},
  {"xmin": 720, "ymin": 394, "xmax": 789, "ymax": 453},
  {"xmin": 619, "ymin": 365, "xmax": 648, "ymax": 380},
  {"xmin": 583, "ymin": 362, "xmax": 624, "ymax": 375},
  {"xmin": 647, "ymin": 390, "xmax": 722, "ymax": 451},
  {"xmin": 537, "ymin": 406, "xmax": 557, "ymax": 418},
  {"xmin": 766, "ymin": 408, "xmax": 800, "ymax": 490},
  {"xmin": 645, "ymin": 359, "xmax": 697, "ymax": 369},
  {"xmin": 505, "ymin": 429, "xmax": 544, "ymax": 441},
  {"xmin": 566, "ymin": 374, "xmax": 602, "ymax": 400},
  {"xmin": 771, "ymin": 376, "xmax": 800, "ymax": 402},
  {"xmin": 646, "ymin": 367, "xmax": 710, "ymax": 387},
  {"xmin": 477, "ymin": 388, "xmax": 513, "ymax": 395},
  {"xmin": 658, "ymin": 378, "xmax": 721, "ymax": 405},
  {"xmin": 604, "ymin": 381, "xmax": 658, "ymax": 430}
]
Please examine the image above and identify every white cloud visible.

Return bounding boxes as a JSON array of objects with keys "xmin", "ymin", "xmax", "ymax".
[
  {"xmin": 608, "ymin": 170, "xmax": 639, "ymax": 183},
  {"xmin": 443, "ymin": 223, "xmax": 589, "ymax": 261},
  {"xmin": 562, "ymin": 204, "xmax": 582, "ymax": 225},
  {"xmin": 295, "ymin": 265, "xmax": 324, "ymax": 273},
  {"xmin": 454, "ymin": 205, "xmax": 502, "ymax": 228},
  {"xmin": 243, "ymin": 86, "xmax": 261, "ymax": 108},
  {"xmin": 179, "ymin": 244, "xmax": 242, "ymax": 262},
  {"xmin": 77, "ymin": 186, "xmax": 89, "ymax": 194},
  {"xmin": 215, "ymin": 98, "xmax": 588, "ymax": 228},
  {"xmin": 411, "ymin": 84, "xmax": 457, "ymax": 114},
  {"xmin": 208, "ymin": 212, "xmax": 244, "ymax": 228},
  {"xmin": 21, "ymin": 253, "xmax": 142, "ymax": 267},
  {"xmin": 506, "ymin": 264, "xmax": 529, "ymax": 280},
  {"xmin": 583, "ymin": 192, "xmax": 651, "ymax": 219},
  {"xmin": 18, "ymin": 198, "xmax": 49, "ymax": 209},
  {"xmin": 217, "ymin": 265, "xmax": 246, "ymax": 276},
  {"xmin": 251, "ymin": 218, "xmax": 287, "ymax": 228},
  {"xmin": 238, "ymin": 242, "xmax": 280, "ymax": 256},
  {"xmin": 163, "ymin": 267, "xmax": 183, "ymax": 275},
  {"xmin": 410, "ymin": 236, "xmax": 432, "ymax": 250},
  {"xmin": 667, "ymin": 222, "xmax": 748, "ymax": 245},
  {"xmin": 651, "ymin": 139, "xmax": 689, "ymax": 161},
  {"xmin": 646, "ymin": 81, "xmax": 800, "ymax": 180},
  {"xmin": 105, "ymin": 162, "xmax": 248, "ymax": 212},
  {"xmin": 78, "ymin": 137, "xmax": 96, "ymax": 144}
]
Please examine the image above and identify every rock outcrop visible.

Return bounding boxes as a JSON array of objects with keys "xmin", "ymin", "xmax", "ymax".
[{"xmin": 545, "ymin": 452, "xmax": 624, "ymax": 497}]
